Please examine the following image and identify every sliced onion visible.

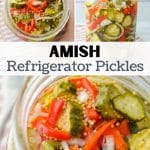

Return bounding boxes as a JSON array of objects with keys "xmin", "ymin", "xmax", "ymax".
[
  {"xmin": 36, "ymin": 11, "xmax": 63, "ymax": 21},
  {"xmin": 39, "ymin": 112, "xmax": 48, "ymax": 117},
  {"xmin": 32, "ymin": 1, "xmax": 42, "ymax": 6},
  {"xmin": 68, "ymin": 138, "xmax": 85, "ymax": 147},
  {"xmin": 34, "ymin": 103, "xmax": 42, "ymax": 115},
  {"xmin": 77, "ymin": 90, "xmax": 89, "ymax": 103},
  {"xmin": 61, "ymin": 141, "xmax": 69, "ymax": 150},
  {"xmin": 102, "ymin": 135, "xmax": 115, "ymax": 150},
  {"xmin": 101, "ymin": 19, "xmax": 112, "ymax": 27}
]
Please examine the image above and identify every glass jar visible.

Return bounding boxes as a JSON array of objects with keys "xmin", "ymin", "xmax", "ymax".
[
  {"xmin": 4, "ymin": 0, "xmax": 70, "ymax": 41},
  {"xmin": 85, "ymin": 0, "xmax": 138, "ymax": 41},
  {"xmin": 7, "ymin": 76, "xmax": 150, "ymax": 150}
]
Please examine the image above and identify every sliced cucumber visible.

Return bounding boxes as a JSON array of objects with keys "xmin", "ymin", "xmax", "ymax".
[
  {"xmin": 113, "ymin": 92, "xmax": 145, "ymax": 121},
  {"xmin": 11, "ymin": 0, "xmax": 25, "ymax": 5},
  {"xmin": 107, "ymin": 12, "xmax": 115, "ymax": 21},
  {"xmin": 136, "ymin": 116, "xmax": 150, "ymax": 130},
  {"xmin": 42, "ymin": 140, "xmax": 62, "ymax": 150},
  {"xmin": 95, "ymin": 85, "xmax": 123, "ymax": 119},
  {"xmin": 57, "ymin": 101, "xmax": 83, "ymax": 137},
  {"xmin": 115, "ymin": 12, "xmax": 125, "ymax": 23},
  {"xmin": 109, "ymin": 84, "xmax": 126, "ymax": 100},
  {"xmin": 129, "ymin": 128, "xmax": 150, "ymax": 150},
  {"xmin": 122, "ymin": 15, "xmax": 132, "ymax": 27},
  {"xmin": 105, "ymin": 23, "xmax": 121, "ymax": 37}
]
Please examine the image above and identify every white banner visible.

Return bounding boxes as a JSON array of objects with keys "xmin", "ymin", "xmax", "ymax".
[{"xmin": 0, "ymin": 42, "xmax": 149, "ymax": 75}]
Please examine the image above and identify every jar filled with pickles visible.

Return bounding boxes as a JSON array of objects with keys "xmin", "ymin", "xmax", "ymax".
[{"xmin": 85, "ymin": 0, "xmax": 138, "ymax": 41}]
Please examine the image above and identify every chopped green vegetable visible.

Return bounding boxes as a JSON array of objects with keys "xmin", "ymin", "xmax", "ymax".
[
  {"xmin": 95, "ymin": 85, "xmax": 123, "ymax": 119},
  {"xmin": 42, "ymin": 140, "xmax": 62, "ymax": 150},
  {"xmin": 129, "ymin": 128, "xmax": 150, "ymax": 150},
  {"xmin": 53, "ymin": 81, "xmax": 76, "ymax": 98},
  {"xmin": 44, "ymin": 6, "xmax": 56, "ymax": 16},
  {"xmin": 113, "ymin": 92, "xmax": 145, "ymax": 121},
  {"xmin": 13, "ymin": 13, "xmax": 33, "ymax": 24},
  {"xmin": 57, "ymin": 101, "xmax": 83, "ymax": 137}
]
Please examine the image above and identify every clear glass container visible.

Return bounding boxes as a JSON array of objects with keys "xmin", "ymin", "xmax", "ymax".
[
  {"xmin": 85, "ymin": 0, "xmax": 138, "ymax": 41},
  {"xmin": 4, "ymin": 0, "xmax": 70, "ymax": 41},
  {"xmin": 7, "ymin": 76, "xmax": 150, "ymax": 150}
]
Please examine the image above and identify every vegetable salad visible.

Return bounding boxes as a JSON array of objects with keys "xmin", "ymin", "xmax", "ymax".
[
  {"xmin": 27, "ymin": 76, "xmax": 150, "ymax": 150},
  {"xmin": 86, "ymin": 0, "xmax": 137, "ymax": 41},
  {"xmin": 9, "ymin": 0, "xmax": 63, "ymax": 35}
]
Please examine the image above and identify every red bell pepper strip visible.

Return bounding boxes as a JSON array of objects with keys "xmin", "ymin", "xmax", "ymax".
[
  {"xmin": 69, "ymin": 78, "xmax": 83, "ymax": 88},
  {"xmin": 26, "ymin": 1, "xmax": 41, "ymax": 13},
  {"xmin": 40, "ymin": 0, "xmax": 47, "ymax": 10},
  {"xmin": 132, "ymin": 3, "xmax": 138, "ymax": 16},
  {"xmin": 70, "ymin": 78, "xmax": 98, "ymax": 101},
  {"xmin": 17, "ymin": 22, "xmax": 26, "ymax": 30},
  {"xmin": 83, "ymin": 127, "xmax": 92, "ymax": 138},
  {"xmin": 122, "ymin": 3, "xmax": 137, "ymax": 16},
  {"xmin": 104, "ymin": 127, "xmax": 128, "ymax": 150},
  {"xmin": 88, "ymin": 15, "xmax": 106, "ymax": 30},
  {"xmin": 27, "ymin": 0, "xmax": 47, "ymax": 13},
  {"xmin": 87, "ymin": 0, "xmax": 108, "ymax": 22},
  {"xmin": 81, "ymin": 78, "xmax": 98, "ymax": 101},
  {"xmin": 48, "ymin": 98, "xmax": 65, "ymax": 127},
  {"xmin": 119, "ymin": 34, "xmax": 126, "ymax": 41},
  {"xmin": 36, "ymin": 122, "xmax": 71, "ymax": 140},
  {"xmin": 86, "ymin": 108, "xmax": 100, "ymax": 121},
  {"xmin": 117, "ymin": 120, "xmax": 130, "ymax": 137},
  {"xmin": 83, "ymin": 119, "xmax": 116, "ymax": 150}
]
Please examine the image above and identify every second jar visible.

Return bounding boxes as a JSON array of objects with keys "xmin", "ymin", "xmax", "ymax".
[{"xmin": 85, "ymin": 0, "xmax": 138, "ymax": 42}]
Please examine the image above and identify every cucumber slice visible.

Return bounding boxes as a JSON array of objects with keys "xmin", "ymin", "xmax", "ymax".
[
  {"xmin": 105, "ymin": 23, "xmax": 121, "ymax": 37},
  {"xmin": 129, "ymin": 128, "xmax": 150, "ymax": 150},
  {"xmin": 95, "ymin": 85, "xmax": 123, "ymax": 119},
  {"xmin": 113, "ymin": 92, "xmax": 145, "ymax": 121},
  {"xmin": 109, "ymin": 84, "xmax": 126, "ymax": 100},
  {"xmin": 42, "ymin": 140, "xmax": 62, "ymax": 150},
  {"xmin": 136, "ymin": 116, "xmax": 150, "ymax": 130},
  {"xmin": 11, "ymin": 0, "xmax": 25, "ymax": 5},
  {"xmin": 107, "ymin": 12, "xmax": 115, "ymax": 21},
  {"xmin": 115, "ymin": 12, "xmax": 125, "ymax": 23},
  {"xmin": 122, "ymin": 15, "xmax": 132, "ymax": 27},
  {"xmin": 57, "ymin": 101, "xmax": 83, "ymax": 137}
]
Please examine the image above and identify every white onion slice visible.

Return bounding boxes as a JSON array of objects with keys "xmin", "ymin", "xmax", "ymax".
[
  {"xmin": 101, "ymin": 19, "xmax": 112, "ymax": 27},
  {"xmin": 61, "ymin": 141, "xmax": 69, "ymax": 150},
  {"xmin": 36, "ymin": 11, "xmax": 63, "ymax": 21},
  {"xmin": 68, "ymin": 138, "xmax": 85, "ymax": 147},
  {"xmin": 32, "ymin": 1, "xmax": 42, "ymax": 6},
  {"xmin": 77, "ymin": 90, "xmax": 89, "ymax": 103},
  {"xmin": 102, "ymin": 135, "xmax": 115, "ymax": 150}
]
